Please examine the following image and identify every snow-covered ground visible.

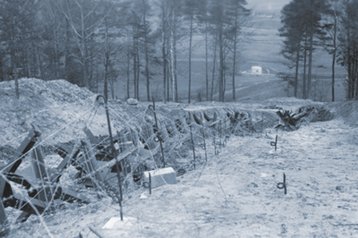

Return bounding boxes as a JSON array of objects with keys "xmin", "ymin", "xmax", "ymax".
[
  {"xmin": 9, "ymin": 117, "xmax": 358, "ymax": 237},
  {"xmin": 1, "ymin": 79, "xmax": 357, "ymax": 237}
]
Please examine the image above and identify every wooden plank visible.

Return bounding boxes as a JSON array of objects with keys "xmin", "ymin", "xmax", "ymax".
[
  {"xmin": 17, "ymin": 128, "xmax": 39, "ymax": 157},
  {"xmin": 32, "ymin": 146, "xmax": 53, "ymax": 203},
  {"xmin": 9, "ymin": 128, "xmax": 40, "ymax": 174},
  {"xmin": 0, "ymin": 129, "xmax": 40, "ymax": 198},
  {"xmin": 83, "ymin": 127, "xmax": 98, "ymax": 145},
  {"xmin": 56, "ymin": 187, "xmax": 90, "ymax": 204},
  {"xmin": 32, "ymin": 147, "xmax": 49, "ymax": 181},
  {"xmin": 4, "ymin": 192, "xmax": 47, "ymax": 214},
  {"xmin": 51, "ymin": 142, "xmax": 82, "ymax": 182}
]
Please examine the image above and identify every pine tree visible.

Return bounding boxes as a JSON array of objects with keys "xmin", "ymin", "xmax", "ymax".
[
  {"xmin": 280, "ymin": 0, "xmax": 305, "ymax": 97},
  {"xmin": 338, "ymin": 0, "xmax": 358, "ymax": 100},
  {"xmin": 280, "ymin": 0, "xmax": 329, "ymax": 99},
  {"xmin": 227, "ymin": 0, "xmax": 249, "ymax": 101},
  {"xmin": 207, "ymin": 0, "xmax": 248, "ymax": 102},
  {"xmin": 320, "ymin": 0, "xmax": 341, "ymax": 101},
  {"xmin": 182, "ymin": 0, "xmax": 206, "ymax": 103}
]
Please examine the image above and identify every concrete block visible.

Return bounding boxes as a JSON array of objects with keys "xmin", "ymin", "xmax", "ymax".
[{"xmin": 143, "ymin": 167, "xmax": 176, "ymax": 188}]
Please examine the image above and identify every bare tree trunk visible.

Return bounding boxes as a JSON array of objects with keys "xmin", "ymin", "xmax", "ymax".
[
  {"xmin": 303, "ymin": 36, "xmax": 308, "ymax": 99},
  {"xmin": 0, "ymin": 57, "xmax": 3, "ymax": 81},
  {"xmin": 60, "ymin": 0, "xmax": 101, "ymax": 87},
  {"xmin": 88, "ymin": 35, "xmax": 95, "ymax": 91},
  {"xmin": 294, "ymin": 48, "xmax": 300, "ymax": 98},
  {"xmin": 331, "ymin": 15, "xmax": 337, "ymax": 102},
  {"xmin": 169, "ymin": 5, "xmax": 179, "ymax": 102},
  {"xmin": 307, "ymin": 32, "xmax": 313, "ymax": 99},
  {"xmin": 25, "ymin": 46, "xmax": 31, "ymax": 77},
  {"xmin": 174, "ymin": 26, "xmax": 178, "ymax": 102},
  {"xmin": 346, "ymin": 27, "xmax": 352, "ymax": 99},
  {"xmin": 355, "ymin": 50, "xmax": 358, "ymax": 99},
  {"xmin": 170, "ymin": 29, "xmax": 176, "ymax": 102},
  {"xmin": 162, "ymin": 27, "xmax": 167, "ymax": 103},
  {"xmin": 160, "ymin": 2, "xmax": 167, "ymax": 103},
  {"xmin": 353, "ymin": 60, "xmax": 356, "ymax": 99},
  {"xmin": 132, "ymin": 26, "xmax": 140, "ymax": 100},
  {"xmin": 126, "ymin": 31, "xmax": 131, "ymax": 99},
  {"xmin": 126, "ymin": 50, "xmax": 130, "ymax": 99},
  {"xmin": 205, "ymin": 21, "xmax": 209, "ymax": 101},
  {"xmin": 110, "ymin": 71, "xmax": 115, "ymax": 99},
  {"xmin": 353, "ymin": 59, "xmax": 356, "ymax": 99},
  {"xmin": 219, "ymin": 24, "xmax": 224, "ymax": 102},
  {"xmin": 211, "ymin": 35, "xmax": 218, "ymax": 101},
  {"xmin": 79, "ymin": 4, "xmax": 88, "ymax": 88},
  {"xmin": 223, "ymin": 70, "xmax": 226, "ymax": 102},
  {"xmin": 53, "ymin": 28, "xmax": 60, "ymax": 79},
  {"xmin": 143, "ymin": 2, "xmax": 151, "ymax": 102},
  {"xmin": 35, "ymin": 44, "xmax": 43, "ymax": 79},
  {"xmin": 15, "ymin": 77, "xmax": 20, "ymax": 99},
  {"xmin": 136, "ymin": 46, "xmax": 140, "ymax": 100},
  {"xmin": 104, "ymin": 17, "xmax": 110, "ymax": 99},
  {"xmin": 232, "ymin": 12, "xmax": 239, "ymax": 101},
  {"xmin": 144, "ymin": 38, "xmax": 150, "ymax": 102},
  {"xmin": 133, "ymin": 46, "xmax": 137, "ymax": 99},
  {"xmin": 9, "ymin": 21, "xmax": 19, "ymax": 99},
  {"xmin": 65, "ymin": 18, "xmax": 70, "ymax": 80},
  {"xmin": 347, "ymin": 58, "xmax": 352, "ymax": 99},
  {"xmin": 188, "ymin": 14, "xmax": 193, "ymax": 104},
  {"xmin": 166, "ymin": 45, "xmax": 170, "ymax": 102}
]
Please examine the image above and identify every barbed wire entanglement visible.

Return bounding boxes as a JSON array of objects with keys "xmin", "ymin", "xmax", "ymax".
[{"xmin": 0, "ymin": 95, "xmax": 333, "ymax": 236}]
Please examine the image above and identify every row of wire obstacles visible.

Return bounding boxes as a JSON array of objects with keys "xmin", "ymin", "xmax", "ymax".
[{"xmin": 0, "ymin": 98, "xmax": 256, "ymax": 235}]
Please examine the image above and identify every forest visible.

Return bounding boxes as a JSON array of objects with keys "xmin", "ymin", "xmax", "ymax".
[
  {"xmin": 0, "ymin": 0, "xmax": 249, "ymax": 103},
  {"xmin": 0, "ymin": 0, "xmax": 357, "ymax": 103},
  {"xmin": 280, "ymin": 0, "xmax": 358, "ymax": 101}
]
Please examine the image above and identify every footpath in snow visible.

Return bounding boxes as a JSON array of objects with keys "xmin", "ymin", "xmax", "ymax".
[{"xmin": 99, "ymin": 120, "xmax": 358, "ymax": 238}]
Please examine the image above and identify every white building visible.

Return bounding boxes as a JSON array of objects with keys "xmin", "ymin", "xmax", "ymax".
[{"xmin": 251, "ymin": 66, "xmax": 263, "ymax": 75}]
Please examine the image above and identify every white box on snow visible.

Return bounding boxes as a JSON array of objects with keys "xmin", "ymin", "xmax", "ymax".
[{"xmin": 143, "ymin": 167, "xmax": 176, "ymax": 188}]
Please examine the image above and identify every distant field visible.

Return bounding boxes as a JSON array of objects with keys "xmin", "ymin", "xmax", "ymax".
[{"xmin": 247, "ymin": 0, "xmax": 291, "ymax": 12}]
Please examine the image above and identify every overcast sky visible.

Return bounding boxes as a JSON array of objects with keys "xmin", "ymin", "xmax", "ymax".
[{"xmin": 247, "ymin": 0, "xmax": 290, "ymax": 12}]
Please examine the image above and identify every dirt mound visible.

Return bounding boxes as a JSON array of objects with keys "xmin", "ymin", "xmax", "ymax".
[{"xmin": 0, "ymin": 78, "xmax": 105, "ymax": 148}]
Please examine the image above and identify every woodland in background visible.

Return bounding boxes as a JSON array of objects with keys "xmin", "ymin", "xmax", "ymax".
[
  {"xmin": 280, "ymin": 0, "xmax": 358, "ymax": 101},
  {"xmin": 0, "ymin": 0, "xmax": 249, "ymax": 103},
  {"xmin": 1, "ymin": 0, "xmax": 358, "ymax": 102}
]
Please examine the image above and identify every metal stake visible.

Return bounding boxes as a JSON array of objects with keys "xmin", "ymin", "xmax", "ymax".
[
  {"xmin": 277, "ymin": 173, "xmax": 287, "ymax": 195},
  {"xmin": 270, "ymin": 135, "xmax": 278, "ymax": 151},
  {"xmin": 202, "ymin": 128, "xmax": 208, "ymax": 162},
  {"xmin": 149, "ymin": 173, "xmax": 152, "ymax": 195},
  {"xmin": 150, "ymin": 98, "xmax": 166, "ymax": 168},
  {"xmin": 103, "ymin": 77, "xmax": 123, "ymax": 221},
  {"xmin": 119, "ymin": 176, "xmax": 123, "ymax": 221},
  {"xmin": 190, "ymin": 125, "xmax": 196, "ymax": 169}
]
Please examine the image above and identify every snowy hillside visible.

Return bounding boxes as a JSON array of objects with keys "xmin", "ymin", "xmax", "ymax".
[{"xmin": 0, "ymin": 79, "xmax": 357, "ymax": 237}]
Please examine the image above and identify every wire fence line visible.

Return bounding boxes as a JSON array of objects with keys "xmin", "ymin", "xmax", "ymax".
[{"xmin": 0, "ymin": 98, "xmax": 261, "ymax": 236}]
